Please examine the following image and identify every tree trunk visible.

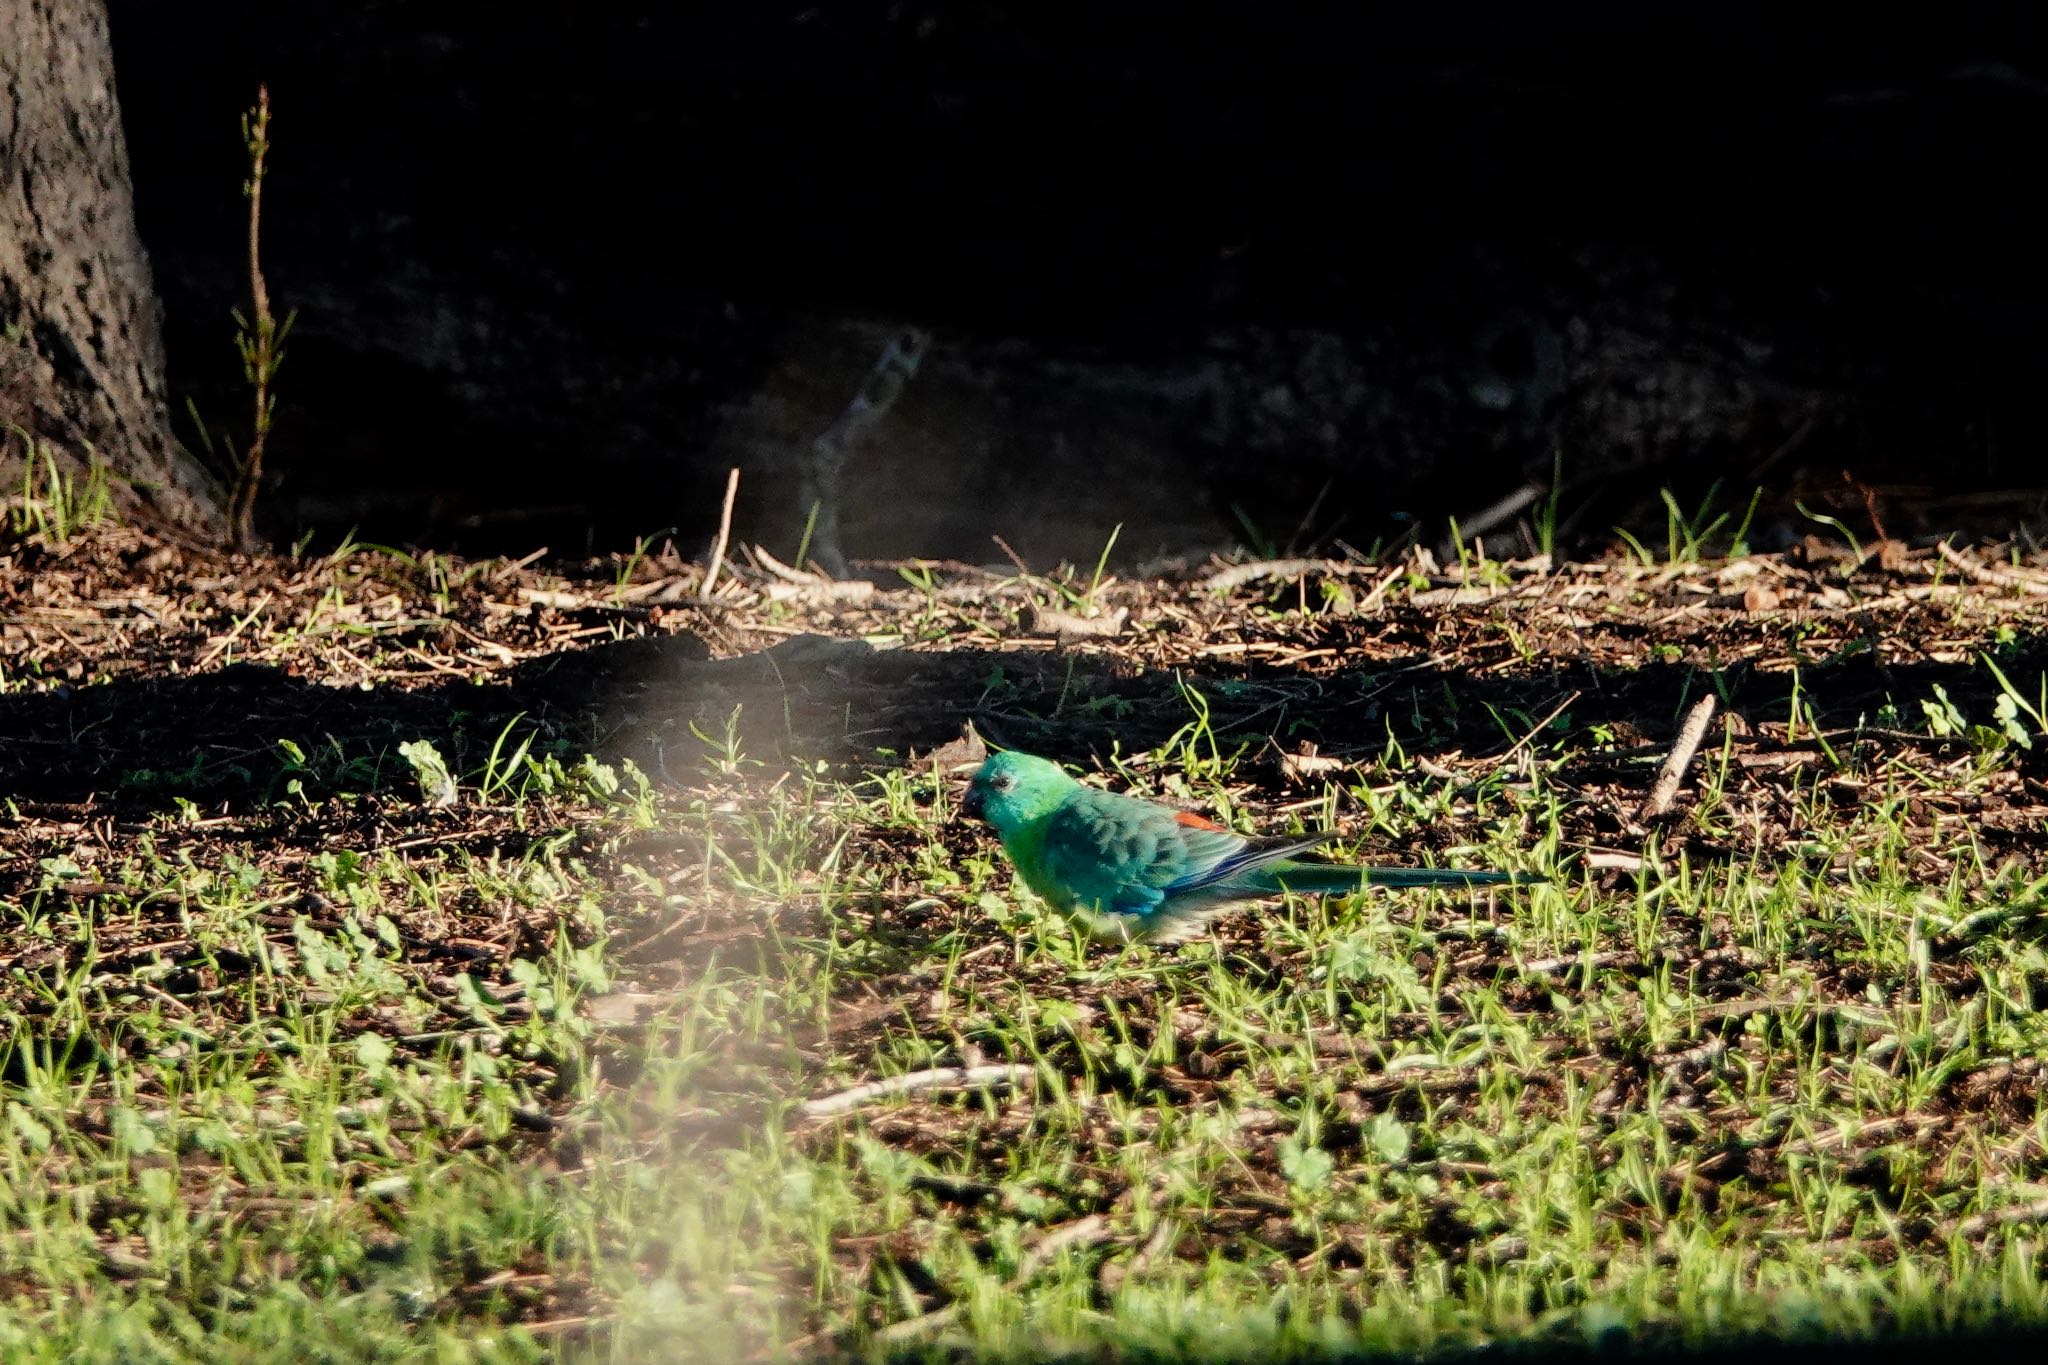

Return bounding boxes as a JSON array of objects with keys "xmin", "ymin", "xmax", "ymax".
[{"xmin": 0, "ymin": 0, "xmax": 223, "ymax": 536}]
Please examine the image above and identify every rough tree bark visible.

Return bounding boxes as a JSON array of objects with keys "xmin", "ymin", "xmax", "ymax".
[{"xmin": 0, "ymin": 0, "xmax": 223, "ymax": 536}]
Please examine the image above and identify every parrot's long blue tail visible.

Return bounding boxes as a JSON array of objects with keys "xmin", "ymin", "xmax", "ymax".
[{"xmin": 1266, "ymin": 863, "xmax": 1539, "ymax": 894}]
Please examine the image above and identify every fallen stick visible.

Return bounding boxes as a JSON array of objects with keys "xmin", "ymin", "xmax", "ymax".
[
  {"xmin": 1638, "ymin": 692, "xmax": 1720, "ymax": 821},
  {"xmin": 799, "ymin": 1062, "xmax": 1037, "ymax": 1120},
  {"xmin": 700, "ymin": 467, "xmax": 741, "ymax": 601},
  {"xmin": 193, "ymin": 591, "xmax": 275, "ymax": 669},
  {"xmin": 1200, "ymin": 557, "xmax": 1331, "ymax": 592},
  {"xmin": 1440, "ymin": 481, "xmax": 1546, "ymax": 559},
  {"xmin": 1495, "ymin": 689, "xmax": 1582, "ymax": 763},
  {"xmin": 750, "ymin": 543, "xmax": 819, "ymax": 584},
  {"xmin": 1956, "ymin": 1195, "xmax": 2048, "ymax": 1240},
  {"xmin": 1516, "ymin": 948, "xmax": 1637, "ymax": 977},
  {"xmin": 1353, "ymin": 564, "xmax": 1406, "ymax": 614},
  {"xmin": 1935, "ymin": 540, "xmax": 2048, "ymax": 596}
]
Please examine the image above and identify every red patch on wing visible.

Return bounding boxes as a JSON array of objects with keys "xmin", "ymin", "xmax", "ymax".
[{"xmin": 1174, "ymin": 811, "xmax": 1229, "ymax": 831}]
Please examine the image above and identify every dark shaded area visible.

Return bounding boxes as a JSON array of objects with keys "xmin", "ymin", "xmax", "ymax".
[
  {"xmin": 8, "ymin": 624, "xmax": 2046, "ymax": 856},
  {"xmin": 102, "ymin": 5, "xmax": 2048, "ymax": 560}
]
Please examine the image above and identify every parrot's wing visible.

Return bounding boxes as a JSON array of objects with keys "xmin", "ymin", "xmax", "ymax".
[
  {"xmin": 1037, "ymin": 789, "xmax": 1243, "ymax": 916},
  {"xmin": 1038, "ymin": 789, "xmax": 1343, "ymax": 941},
  {"xmin": 1162, "ymin": 831, "xmax": 1340, "ymax": 895},
  {"xmin": 1118, "ymin": 831, "xmax": 1343, "ymax": 945}
]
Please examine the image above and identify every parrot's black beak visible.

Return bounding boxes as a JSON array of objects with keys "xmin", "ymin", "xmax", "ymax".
[{"xmin": 959, "ymin": 783, "xmax": 986, "ymax": 822}]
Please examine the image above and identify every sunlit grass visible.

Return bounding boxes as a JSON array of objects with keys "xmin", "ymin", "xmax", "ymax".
[
  {"xmin": 570, "ymin": 708, "xmax": 2048, "ymax": 1361},
  {"xmin": 6, "ymin": 527, "xmax": 2048, "ymax": 1360}
]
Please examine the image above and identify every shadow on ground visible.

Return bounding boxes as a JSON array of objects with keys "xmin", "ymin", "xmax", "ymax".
[{"xmin": 7, "ymin": 628, "xmax": 2046, "ymax": 841}]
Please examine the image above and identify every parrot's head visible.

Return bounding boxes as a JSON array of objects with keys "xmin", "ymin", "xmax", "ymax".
[{"xmin": 960, "ymin": 751, "xmax": 1073, "ymax": 837}]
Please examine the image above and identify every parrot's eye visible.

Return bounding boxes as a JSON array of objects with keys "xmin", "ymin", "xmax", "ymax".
[{"xmin": 991, "ymin": 773, "xmax": 1015, "ymax": 792}]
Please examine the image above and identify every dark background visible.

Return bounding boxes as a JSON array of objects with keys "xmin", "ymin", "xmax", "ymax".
[{"xmin": 106, "ymin": 3, "xmax": 2048, "ymax": 565}]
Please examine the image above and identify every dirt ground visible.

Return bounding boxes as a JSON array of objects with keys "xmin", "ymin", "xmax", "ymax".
[
  {"xmin": 10, "ymin": 523, "xmax": 2048, "ymax": 859},
  {"xmin": 6, "ymin": 522, "xmax": 2048, "ymax": 1347}
]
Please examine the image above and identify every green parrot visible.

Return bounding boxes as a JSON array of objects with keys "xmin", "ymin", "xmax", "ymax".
[{"xmin": 960, "ymin": 750, "xmax": 1536, "ymax": 943}]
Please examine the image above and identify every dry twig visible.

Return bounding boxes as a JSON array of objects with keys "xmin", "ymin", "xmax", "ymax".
[
  {"xmin": 700, "ymin": 467, "xmax": 741, "ymax": 601},
  {"xmin": 1638, "ymin": 692, "xmax": 1720, "ymax": 821},
  {"xmin": 1936, "ymin": 540, "xmax": 2048, "ymax": 596},
  {"xmin": 799, "ymin": 1063, "xmax": 1037, "ymax": 1120},
  {"xmin": 1441, "ymin": 480, "xmax": 1546, "ymax": 558},
  {"xmin": 1495, "ymin": 689, "xmax": 1582, "ymax": 763},
  {"xmin": 1200, "ymin": 558, "xmax": 1332, "ymax": 592}
]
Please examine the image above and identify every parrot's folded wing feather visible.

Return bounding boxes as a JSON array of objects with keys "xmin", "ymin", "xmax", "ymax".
[
  {"xmin": 1034, "ymin": 796, "xmax": 1179, "ymax": 916},
  {"xmin": 1032, "ymin": 789, "xmax": 1359, "ymax": 943},
  {"xmin": 1165, "ymin": 832, "xmax": 1341, "ymax": 893}
]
